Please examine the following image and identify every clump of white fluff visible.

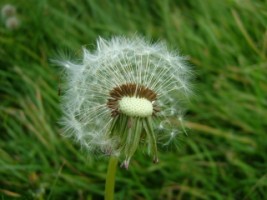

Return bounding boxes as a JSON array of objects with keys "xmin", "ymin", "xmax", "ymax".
[{"xmin": 59, "ymin": 36, "xmax": 192, "ymax": 159}]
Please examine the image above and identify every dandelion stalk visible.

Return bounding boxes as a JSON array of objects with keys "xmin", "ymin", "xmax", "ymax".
[{"xmin": 105, "ymin": 156, "xmax": 118, "ymax": 200}]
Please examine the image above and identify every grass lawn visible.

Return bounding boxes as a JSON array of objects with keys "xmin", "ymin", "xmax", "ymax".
[{"xmin": 0, "ymin": 0, "xmax": 266, "ymax": 199}]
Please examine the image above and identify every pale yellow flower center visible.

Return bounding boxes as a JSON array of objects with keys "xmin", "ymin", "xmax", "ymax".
[{"xmin": 118, "ymin": 97, "xmax": 153, "ymax": 117}]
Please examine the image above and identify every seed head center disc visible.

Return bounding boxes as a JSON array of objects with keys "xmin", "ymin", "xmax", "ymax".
[{"xmin": 118, "ymin": 97, "xmax": 153, "ymax": 117}]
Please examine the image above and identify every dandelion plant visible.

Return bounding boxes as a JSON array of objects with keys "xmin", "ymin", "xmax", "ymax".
[{"xmin": 59, "ymin": 36, "xmax": 192, "ymax": 199}]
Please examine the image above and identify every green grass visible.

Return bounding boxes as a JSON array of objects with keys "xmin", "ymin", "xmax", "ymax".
[{"xmin": 1, "ymin": 0, "xmax": 267, "ymax": 199}]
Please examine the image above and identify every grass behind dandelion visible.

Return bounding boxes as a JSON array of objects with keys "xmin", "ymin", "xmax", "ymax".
[{"xmin": 0, "ymin": 0, "xmax": 266, "ymax": 199}]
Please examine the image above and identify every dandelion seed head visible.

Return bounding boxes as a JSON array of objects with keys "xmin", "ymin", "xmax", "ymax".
[
  {"xmin": 1, "ymin": 4, "xmax": 16, "ymax": 18},
  {"xmin": 5, "ymin": 16, "xmax": 20, "ymax": 30},
  {"xmin": 59, "ymin": 36, "xmax": 192, "ymax": 168}
]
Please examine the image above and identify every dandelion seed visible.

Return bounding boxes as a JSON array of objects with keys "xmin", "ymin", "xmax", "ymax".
[{"xmin": 59, "ymin": 36, "xmax": 192, "ymax": 169}]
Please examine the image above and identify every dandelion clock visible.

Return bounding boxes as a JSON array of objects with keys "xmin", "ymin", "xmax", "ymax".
[{"xmin": 58, "ymin": 36, "xmax": 192, "ymax": 200}]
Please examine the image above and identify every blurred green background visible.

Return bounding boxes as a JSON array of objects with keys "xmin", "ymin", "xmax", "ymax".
[{"xmin": 0, "ymin": 0, "xmax": 266, "ymax": 199}]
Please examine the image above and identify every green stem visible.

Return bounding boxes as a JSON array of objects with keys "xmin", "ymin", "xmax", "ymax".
[{"xmin": 105, "ymin": 156, "xmax": 118, "ymax": 200}]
